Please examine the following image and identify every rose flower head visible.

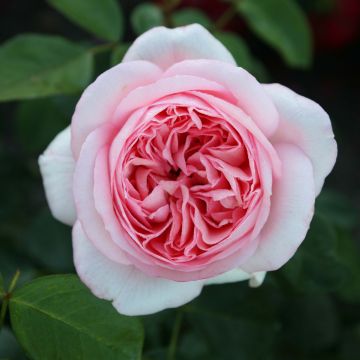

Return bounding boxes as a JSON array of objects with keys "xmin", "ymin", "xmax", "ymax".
[{"xmin": 39, "ymin": 25, "xmax": 337, "ymax": 315}]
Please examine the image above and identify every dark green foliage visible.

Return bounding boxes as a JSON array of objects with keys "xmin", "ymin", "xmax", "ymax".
[
  {"xmin": 9, "ymin": 275, "xmax": 144, "ymax": 360},
  {"xmin": 0, "ymin": 35, "xmax": 93, "ymax": 101},
  {"xmin": 47, "ymin": 0, "xmax": 124, "ymax": 41},
  {"xmin": 236, "ymin": 0, "xmax": 312, "ymax": 68},
  {"xmin": 131, "ymin": 3, "xmax": 164, "ymax": 35}
]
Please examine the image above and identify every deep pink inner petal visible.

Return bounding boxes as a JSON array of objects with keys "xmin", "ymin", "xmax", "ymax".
[{"xmin": 110, "ymin": 93, "xmax": 271, "ymax": 267}]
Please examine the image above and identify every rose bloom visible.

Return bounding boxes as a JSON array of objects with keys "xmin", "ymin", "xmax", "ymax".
[{"xmin": 39, "ymin": 25, "xmax": 337, "ymax": 315}]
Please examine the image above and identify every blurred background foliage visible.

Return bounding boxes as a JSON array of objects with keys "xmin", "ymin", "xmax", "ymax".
[{"xmin": 0, "ymin": 0, "xmax": 359, "ymax": 359}]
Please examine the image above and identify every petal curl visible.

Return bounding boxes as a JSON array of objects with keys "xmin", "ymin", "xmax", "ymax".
[
  {"xmin": 241, "ymin": 144, "xmax": 315, "ymax": 272},
  {"xmin": 73, "ymin": 221, "xmax": 203, "ymax": 316},
  {"xmin": 109, "ymin": 75, "xmax": 234, "ymax": 174},
  {"xmin": 71, "ymin": 61, "xmax": 162, "ymax": 158},
  {"xmin": 74, "ymin": 124, "xmax": 130, "ymax": 265},
  {"xmin": 38, "ymin": 127, "xmax": 76, "ymax": 226},
  {"xmin": 264, "ymin": 84, "xmax": 337, "ymax": 195},
  {"xmin": 205, "ymin": 269, "xmax": 266, "ymax": 288},
  {"xmin": 164, "ymin": 60, "xmax": 279, "ymax": 137},
  {"xmin": 123, "ymin": 24, "xmax": 235, "ymax": 69}
]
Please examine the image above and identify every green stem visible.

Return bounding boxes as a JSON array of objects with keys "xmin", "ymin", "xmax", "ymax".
[
  {"xmin": 162, "ymin": 0, "xmax": 180, "ymax": 27},
  {"xmin": 8, "ymin": 270, "xmax": 20, "ymax": 294},
  {"xmin": 213, "ymin": 3, "xmax": 238, "ymax": 31},
  {"xmin": 0, "ymin": 270, "xmax": 20, "ymax": 331},
  {"xmin": 167, "ymin": 310, "xmax": 184, "ymax": 360},
  {"xmin": 163, "ymin": 0, "xmax": 181, "ymax": 12},
  {"xmin": 89, "ymin": 42, "xmax": 117, "ymax": 55},
  {"xmin": 0, "ymin": 299, "xmax": 7, "ymax": 330}
]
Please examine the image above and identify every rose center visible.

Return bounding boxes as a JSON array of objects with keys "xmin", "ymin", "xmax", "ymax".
[
  {"xmin": 168, "ymin": 167, "xmax": 181, "ymax": 180},
  {"xmin": 115, "ymin": 104, "xmax": 262, "ymax": 263}
]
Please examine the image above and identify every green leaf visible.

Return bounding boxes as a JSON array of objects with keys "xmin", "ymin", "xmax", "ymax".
[
  {"xmin": 47, "ymin": 0, "xmax": 123, "ymax": 41},
  {"xmin": 214, "ymin": 32, "xmax": 252, "ymax": 67},
  {"xmin": 172, "ymin": 8, "xmax": 211, "ymax": 29},
  {"xmin": 236, "ymin": 0, "xmax": 312, "ymax": 68},
  {"xmin": 131, "ymin": 3, "xmax": 164, "ymax": 35},
  {"xmin": 111, "ymin": 43, "xmax": 130, "ymax": 66},
  {"xmin": 10, "ymin": 275, "xmax": 144, "ymax": 360},
  {"xmin": 214, "ymin": 31, "xmax": 269, "ymax": 81},
  {"xmin": 0, "ymin": 34, "xmax": 93, "ymax": 102}
]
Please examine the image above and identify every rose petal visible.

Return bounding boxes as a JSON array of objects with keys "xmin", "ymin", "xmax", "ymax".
[
  {"xmin": 38, "ymin": 126, "xmax": 76, "ymax": 226},
  {"xmin": 241, "ymin": 143, "xmax": 315, "ymax": 272},
  {"xmin": 109, "ymin": 75, "xmax": 234, "ymax": 175},
  {"xmin": 205, "ymin": 268, "xmax": 266, "ymax": 288},
  {"xmin": 74, "ymin": 124, "xmax": 130, "ymax": 265},
  {"xmin": 73, "ymin": 221, "xmax": 204, "ymax": 316},
  {"xmin": 123, "ymin": 24, "xmax": 235, "ymax": 70},
  {"xmin": 164, "ymin": 60, "xmax": 279, "ymax": 136},
  {"xmin": 264, "ymin": 83, "xmax": 337, "ymax": 195},
  {"xmin": 249, "ymin": 271, "xmax": 267, "ymax": 288},
  {"xmin": 71, "ymin": 61, "xmax": 162, "ymax": 158},
  {"xmin": 191, "ymin": 91, "xmax": 281, "ymax": 178}
]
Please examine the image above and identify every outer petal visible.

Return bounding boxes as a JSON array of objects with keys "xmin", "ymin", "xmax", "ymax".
[
  {"xmin": 205, "ymin": 269, "xmax": 266, "ymax": 288},
  {"xmin": 73, "ymin": 124, "xmax": 130, "ymax": 265},
  {"xmin": 73, "ymin": 222, "xmax": 204, "ymax": 316},
  {"xmin": 164, "ymin": 60, "xmax": 279, "ymax": 137},
  {"xmin": 38, "ymin": 127, "xmax": 76, "ymax": 226},
  {"xmin": 264, "ymin": 84, "xmax": 337, "ymax": 195},
  {"xmin": 123, "ymin": 24, "xmax": 235, "ymax": 70},
  {"xmin": 71, "ymin": 61, "xmax": 162, "ymax": 158},
  {"xmin": 241, "ymin": 144, "xmax": 315, "ymax": 273}
]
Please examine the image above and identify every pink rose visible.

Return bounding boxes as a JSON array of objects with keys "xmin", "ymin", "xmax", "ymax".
[{"xmin": 39, "ymin": 25, "xmax": 337, "ymax": 315}]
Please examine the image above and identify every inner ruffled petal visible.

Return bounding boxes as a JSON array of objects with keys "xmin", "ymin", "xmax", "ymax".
[{"xmin": 110, "ymin": 93, "xmax": 272, "ymax": 266}]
